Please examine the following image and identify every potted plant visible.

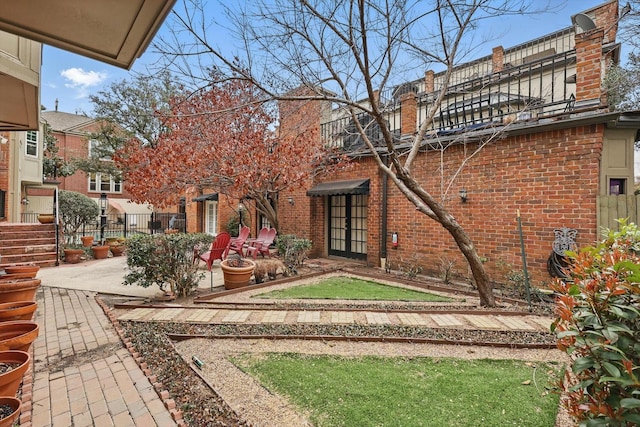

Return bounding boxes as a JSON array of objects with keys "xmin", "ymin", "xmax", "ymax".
[
  {"xmin": 220, "ymin": 254, "xmax": 256, "ymax": 289},
  {"xmin": 109, "ymin": 243, "xmax": 126, "ymax": 257},
  {"xmin": 37, "ymin": 213, "xmax": 55, "ymax": 224},
  {"xmin": 0, "ymin": 350, "xmax": 30, "ymax": 397},
  {"xmin": 91, "ymin": 245, "xmax": 110, "ymax": 259},
  {"xmin": 58, "ymin": 190, "xmax": 99, "ymax": 263},
  {"xmin": 80, "ymin": 235, "xmax": 94, "ymax": 247},
  {"xmin": 0, "ymin": 396, "xmax": 21, "ymax": 427}
]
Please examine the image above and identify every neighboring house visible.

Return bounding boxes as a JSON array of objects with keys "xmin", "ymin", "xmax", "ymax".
[
  {"xmin": 262, "ymin": 0, "xmax": 637, "ymax": 284},
  {"xmin": 20, "ymin": 110, "xmax": 153, "ymax": 223}
]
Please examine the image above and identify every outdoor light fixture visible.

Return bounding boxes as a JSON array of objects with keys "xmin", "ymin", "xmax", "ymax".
[
  {"xmin": 99, "ymin": 193, "xmax": 108, "ymax": 244},
  {"xmin": 459, "ymin": 188, "xmax": 468, "ymax": 203},
  {"xmin": 99, "ymin": 193, "xmax": 108, "ymax": 212},
  {"xmin": 288, "ymin": 196, "xmax": 295, "ymax": 205},
  {"xmin": 20, "ymin": 197, "xmax": 29, "ymax": 205}
]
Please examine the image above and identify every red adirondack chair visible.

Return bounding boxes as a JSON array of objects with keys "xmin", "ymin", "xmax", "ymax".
[
  {"xmin": 193, "ymin": 232, "xmax": 231, "ymax": 290},
  {"xmin": 227, "ymin": 226, "xmax": 250, "ymax": 257},
  {"xmin": 247, "ymin": 228, "xmax": 277, "ymax": 259},
  {"xmin": 194, "ymin": 232, "xmax": 231, "ymax": 271}
]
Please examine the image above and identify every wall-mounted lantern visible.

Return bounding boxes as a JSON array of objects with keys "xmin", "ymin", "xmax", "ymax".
[{"xmin": 459, "ymin": 188, "xmax": 468, "ymax": 203}]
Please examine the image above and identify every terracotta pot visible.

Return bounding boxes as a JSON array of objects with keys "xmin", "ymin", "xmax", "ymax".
[
  {"xmin": 91, "ymin": 245, "xmax": 110, "ymax": 260},
  {"xmin": 37, "ymin": 214, "xmax": 55, "ymax": 224},
  {"xmin": 64, "ymin": 248, "xmax": 84, "ymax": 264},
  {"xmin": 105, "ymin": 237, "xmax": 119, "ymax": 246},
  {"xmin": 0, "ymin": 397, "xmax": 21, "ymax": 427},
  {"xmin": 220, "ymin": 259, "xmax": 256, "ymax": 290},
  {"xmin": 0, "ymin": 273, "xmax": 34, "ymax": 281},
  {"xmin": 0, "ymin": 350, "xmax": 31, "ymax": 397},
  {"xmin": 3, "ymin": 265, "xmax": 39, "ymax": 278},
  {"xmin": 0, "ymin": 321, "xmax": 39, "ymax": 352},
  {"xmin": 0, "ymin": 301, "xmax": 37, "ymax": 322},
  {"xmin": 109, "ymin": 245, "xmax": 126, "ymax": 257},
  {"xmin": 0, "ymin": 279, "xmax": 41, "ymax": 302},
  {"xmin": 80, "ymin": 236, "xmax": 94, "ymax": 247}
]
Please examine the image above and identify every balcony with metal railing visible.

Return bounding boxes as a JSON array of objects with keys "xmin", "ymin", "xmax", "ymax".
[{"xmin": 321, "ymin": 27, "xmax": 582, "ymax": 150}]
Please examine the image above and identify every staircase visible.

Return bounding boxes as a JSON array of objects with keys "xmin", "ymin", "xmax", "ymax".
[{"xmin": 0, "ymin": 223, "xmax": 59, "ymax": 268}]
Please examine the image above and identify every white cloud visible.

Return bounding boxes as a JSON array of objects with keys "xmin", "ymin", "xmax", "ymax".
[
  {"xmin": 60, "ymin": 67, "xmax": 108, "ymax": 100},
  {"xmin": 60, "ymin": 67, "xmax": 107, "ymax": 94}
]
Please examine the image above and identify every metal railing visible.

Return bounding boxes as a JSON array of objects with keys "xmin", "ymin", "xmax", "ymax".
[
  {"xmin": 21, "ymin": 212, "xmax": 187, "ymax": 241},
  {"xmin": 321, "ymin": 34, "xmax": 579, "ymax": 149}
]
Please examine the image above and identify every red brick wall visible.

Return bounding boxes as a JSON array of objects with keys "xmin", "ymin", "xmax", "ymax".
[
  {"xmin": 289, "ymin": 123, "xmax": 602, "ymax": 284},
  {"xmin": 387, "ymin": 126, "xmax": 600, "ymax": 284}
]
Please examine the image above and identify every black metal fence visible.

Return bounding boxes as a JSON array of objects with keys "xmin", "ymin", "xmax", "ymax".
[{"xmin": 22, "ymin": 212, "xmax": 186, "ymax": 239}]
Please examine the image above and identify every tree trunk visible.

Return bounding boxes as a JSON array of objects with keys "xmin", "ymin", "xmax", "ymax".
[{"xmin": 442, "ymin": 219, "xmax": 496, "ymax": 307}]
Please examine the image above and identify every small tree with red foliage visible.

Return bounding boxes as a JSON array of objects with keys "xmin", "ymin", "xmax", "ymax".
[{"xmin": 115, "ymin": 76, "xmax": 347, "ymax": 229}]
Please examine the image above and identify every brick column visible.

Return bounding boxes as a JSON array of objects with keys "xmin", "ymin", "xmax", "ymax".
[
  {"xmin": 575, "ymin": 28, "xmax": 604, "ymax": 104},
  {"xmin": 424, "ymin": 70, "xmax": 435, "ymax": 93},
  {"xmin": 400, "ymin": 92, "xmax": 417, "ymax": 136},
  {"xmin": 492, "ymin": 46, "xmax": 505, "ymax": 73}
]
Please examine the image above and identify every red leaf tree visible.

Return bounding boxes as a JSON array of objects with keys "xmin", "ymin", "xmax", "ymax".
[{"xmin": 115, "ymin": 76, "xmax": 347, "ymax": 229}]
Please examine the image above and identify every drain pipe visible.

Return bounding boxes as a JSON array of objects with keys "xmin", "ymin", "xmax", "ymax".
[{"xmin": 380, "ymin": 155, "xmax": 389, "ymax": 270}]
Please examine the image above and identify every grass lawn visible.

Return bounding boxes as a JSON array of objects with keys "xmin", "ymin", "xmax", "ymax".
[
  {"xmin": 233, "ymin": 353, "xmax": 560, "ymax": 427},
  {"xmin": 254, "ymin": 276, "xmax": 453, "ymax": 302}
]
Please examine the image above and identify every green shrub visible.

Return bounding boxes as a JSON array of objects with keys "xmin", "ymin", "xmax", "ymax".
[
  {"xmin": 124, "ymin": 233, "xmax": 214, "ymax": 297},
  {"xmin": 58, "ymin": 190, "xmax": 100, "ymax": 246},
  {"xmin": 551, "ymin": 220, "xmax": 640, "ymax": 426},
  {"xmin": 275, "ymin": 234, "xmax": 312, "ymax": 275},
  {"xmin": 226, "ymin": 210, "xmax": 249, "ymax": 237}
]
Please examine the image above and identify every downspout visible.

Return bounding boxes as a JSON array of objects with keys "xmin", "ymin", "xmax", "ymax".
[{"xmin": 380, "ymin": 155, "xmax": 389, "ymax": 270}]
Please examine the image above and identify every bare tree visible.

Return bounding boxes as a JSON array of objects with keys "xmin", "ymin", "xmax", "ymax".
[{"xmin": 153, "ymin": 0, "xmax": 554, "ymax": 306}]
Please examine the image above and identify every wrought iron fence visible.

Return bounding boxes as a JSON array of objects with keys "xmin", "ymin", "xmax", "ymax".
[{"xmin": 21, "ymin": 212, "xmax": 186, "ymax": 240}]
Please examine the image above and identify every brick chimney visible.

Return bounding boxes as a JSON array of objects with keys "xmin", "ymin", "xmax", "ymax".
[
  {"xmin": 575, "ymin": 28, "xmax": 604, "ymax": 105},
  {"xmin": 492, "ymin": 46, "xmax": 505, "ymax": 73},
  {"xmin": 424, "ymin": 70, "xmax": 435, "ymax": 93},
  {"xmin": 400, "ymin": 91, "xmax": 417, "ymax": 136}
]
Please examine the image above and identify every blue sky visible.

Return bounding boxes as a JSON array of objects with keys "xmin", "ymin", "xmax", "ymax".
[{"xmin": 40, "ymin": 0, "xmax": 611, "ymax": 116}]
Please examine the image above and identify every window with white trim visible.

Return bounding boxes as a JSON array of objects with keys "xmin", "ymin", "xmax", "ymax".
[
  {"xmin": 25, "ymin": 131, "xmax": 38, "ymax": 157},
  {"xmin": 88, "ymin": 173, "xmax": 122, "ymax": 193}
]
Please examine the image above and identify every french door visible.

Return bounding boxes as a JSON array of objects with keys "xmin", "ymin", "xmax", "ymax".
[
  {"xmin": 328, "ymin": 194, "xmax": 367, "ymax": 260},
  {"xmin": 204, "ymin": 201, "xmax": 218, "ymax": 235}
]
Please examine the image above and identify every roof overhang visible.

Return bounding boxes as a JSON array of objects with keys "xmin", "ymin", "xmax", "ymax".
[
  {"xmin": 307, "ymin": 179, "xmax": 370, "ymax": 197},
  {"xmin": 0, "ymin": 0, "xmax": 176, "ymax": 69}
]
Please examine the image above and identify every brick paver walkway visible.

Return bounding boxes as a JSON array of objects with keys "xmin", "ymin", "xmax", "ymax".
[{"xmin": 28, "ymin": 287, "xmax": 177, "ymax": 427}]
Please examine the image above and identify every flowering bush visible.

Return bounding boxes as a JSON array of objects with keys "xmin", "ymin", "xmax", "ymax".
[
  {"xmin": 551, "ymin": 220, "xmax": 640, "ymax": 426},
  {"xmin": 124, "ymin": 233, "xmax": 214, "ymax": 297}
]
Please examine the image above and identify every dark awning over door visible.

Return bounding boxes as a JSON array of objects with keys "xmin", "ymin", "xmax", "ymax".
[
  {"xmin": 306, "ymin": 179, "xmax": 370, "ymax": 197},
  {"xmin": 192, "ymin": 193, "xmax": 218, "ymax": 202}
]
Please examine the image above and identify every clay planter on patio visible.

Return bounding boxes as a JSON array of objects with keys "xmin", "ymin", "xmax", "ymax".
[
  {"xmin": 91, "ymin": 245, "xmax": 110, "ymax": 260},
  {"xmin": 0, "ymin": 397, "xmax": 21, "ymax": 427},
  {"xmin": 3, "ymin": 265, "xmax": 39, "ymax": 278},
  {"xmin": 109, "ymin": 244, "xmax": 125, "ymax": 257},
  {"xmin": 0, "ymin": 279, "xmax": 41, "ymax": 303},
  {"xmin": 0, "ymin": 302, "xmax": 37, "ymax": 322},
  {"xmin": 220, "ymin": 259, "xmax": 256, "ymax": 290},
  {"xmin": 37, "ymin": 214, "xmax": 55, "ymax": 224},
  {"xmin": 0, "ymin": 350, "xmax": 30, "ymax": 397},
  {"xmin": 81, "ymin": 236, "xmax": 94, "ymax": 247},
  {"xmin": 64, "ymin": 248, "xmax": 84, "ymax": 264},
  {"xmin": 0, "ymin": 321, "xmax": 39, "ymax": 352}
]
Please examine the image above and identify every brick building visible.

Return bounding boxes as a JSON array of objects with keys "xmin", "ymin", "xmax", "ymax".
[
  {"xmin": 18, "ymin": 110, "xmax": 154, "ymax": 223},
  {"xmin": 196, "ymin": 0, "xmax": 639, "ymax": 287}
]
